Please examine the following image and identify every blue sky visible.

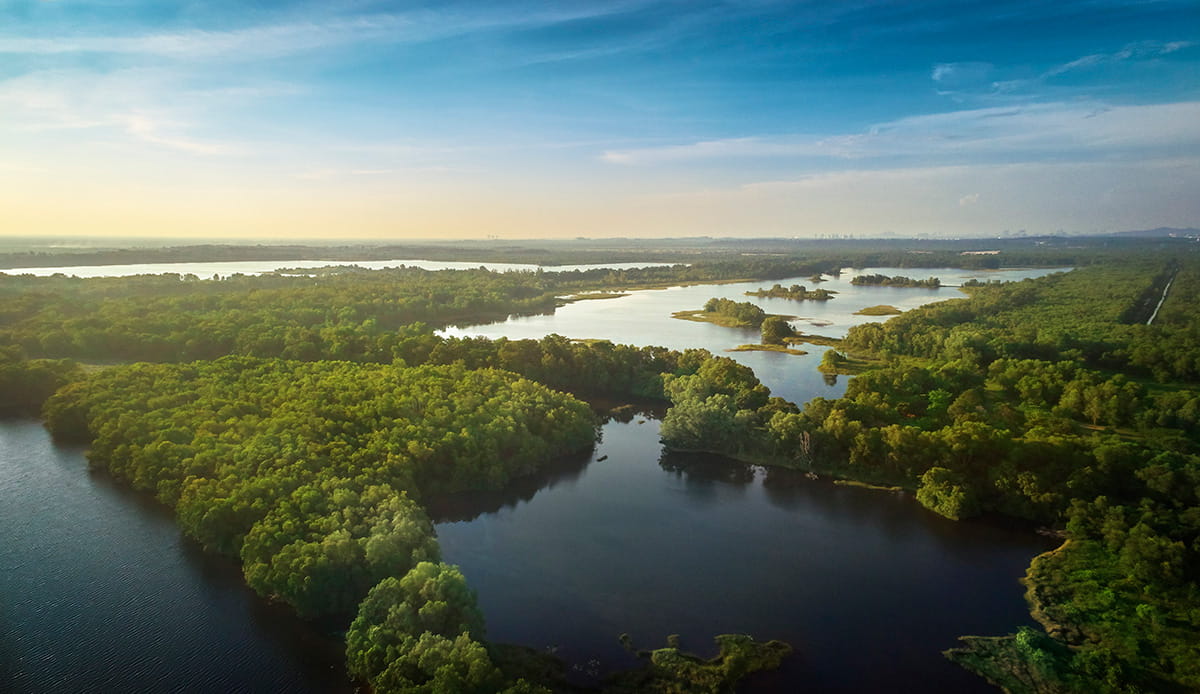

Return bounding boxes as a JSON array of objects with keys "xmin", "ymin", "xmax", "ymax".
[{"xmin": 1, "ymin": 0, "xmax": 1197, "ymax": 238}]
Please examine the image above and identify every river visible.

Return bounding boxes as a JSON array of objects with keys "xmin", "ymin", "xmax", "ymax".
[{"xmin": 2, "ymin": 265, "xmax": 1063, "ymax": 692}]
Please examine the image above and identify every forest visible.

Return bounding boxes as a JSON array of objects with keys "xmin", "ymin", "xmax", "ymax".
[{"xmin": 2, "ymin": 247, "xmax": 1198, "ymax": 692}]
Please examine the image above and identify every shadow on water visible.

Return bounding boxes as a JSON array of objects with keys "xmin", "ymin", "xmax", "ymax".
[
  {"xmin": 428, "ymin": 396, "xmax": 668, "ymax": 524},
  {"xmin": 658, "ymin": 448, "xmax": 756, "ymax": 486},
  {"xmin": 426, "ymin": 447, "xmax": 596, "ymax": 523},
  {"xmin": 654, "ymin": 446, "xmax": 1058, "ymax": 582},
  {"xmin": 89, "ymin": 467, "xmax": 355, "ymax": 691}
]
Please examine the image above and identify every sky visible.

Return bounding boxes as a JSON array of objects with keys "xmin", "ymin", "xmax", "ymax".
[{"xmin": 1, "ymin": 0, "xmax": 1198, "ymax": 240}]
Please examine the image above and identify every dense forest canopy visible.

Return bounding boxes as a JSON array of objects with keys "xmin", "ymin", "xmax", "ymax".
[{"xmin": 4, "ymin": 244, "xmax": 1200, "ymax": 693}]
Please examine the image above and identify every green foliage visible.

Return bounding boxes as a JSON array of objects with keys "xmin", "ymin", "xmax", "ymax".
[
  {"xmin": 369, "ymin": 631, "xmax": 501, "ymax": 694},
  {"xmin": 241, "ymin": 481, "xmax": 440, "ymax": 618},
  {"xmin": 43, "ymin": 358, "xmax": 596, "ymax": 618},
  {"xmin": 745, "ymin": 283, "xmax": 834, "ymax": 301},
  {"xmin": 346, "ymin": 563, "xmax": 495, "ymax": 693},
  {"xmin": 759, "ymin": 316, "xmax": 795, "ymax": 345},
  {"xmin": 916, "ymin": 467, "xmax": 982, "ymax": 520},
  {"xmin": 699, "ymin": 298, "xmax": 767, "ymax": 328},
  {"xmin": 660, "ymin": 356, "xmax": 784, "ymax": 455},
  {"xmin": 818, "ymin": 349, "xmax": 846, "ymax": 373},
  {"xmin": 0, "ymin": 347, "xmax": 81, "ymax": 417},
  {"xmin": 606, "ymin": 634, "xmax": 792, "ymax": 694},
  {"xmin": 850, "ymin": 274, "xmax": 940, "ymax": 288}
]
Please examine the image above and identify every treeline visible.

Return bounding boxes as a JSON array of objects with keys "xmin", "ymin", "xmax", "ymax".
[
  {"xmin": 3, "ymin": 234, "xmax": 1168, "ymax": 273},
  {"xmin": 850, "ymin": 274, "xmax": 940, "ymax": 288},
  {"xmin": 744, "ymin": 283, "xmax": 834, "ymax": 301}
]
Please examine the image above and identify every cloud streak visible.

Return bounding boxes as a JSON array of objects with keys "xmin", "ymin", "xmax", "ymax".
[
  {"xmin": 601, "ymin": 101, "xmax": 1200, "ymax": 166},
  {"xmin": 1043, "ymin": 40, "xmax": 1197, "ymax": 78},
  {"xmin": 0, "ymin": 16, "xmax": 412, "ymax": 59},
  {"xmin": 0, "ymin": 3, "xmax": 669, "ymax": 61}
]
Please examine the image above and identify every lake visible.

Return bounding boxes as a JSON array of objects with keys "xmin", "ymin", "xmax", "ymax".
[
  {"xmin": 2, "ymin": 264, "xmax": 1065, "ymax": 692},
  {"xmin": 441, "ymin": 266, "xmax": 1065, "ymax": 405}
]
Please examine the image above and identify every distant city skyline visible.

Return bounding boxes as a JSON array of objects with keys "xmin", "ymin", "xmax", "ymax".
[{"xmin": 2, "ymin": 0, "xmax": 1198, "ymax": 239}]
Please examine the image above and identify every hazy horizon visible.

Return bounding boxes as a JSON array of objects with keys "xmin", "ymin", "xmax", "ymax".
[{"xmin": 3, "ymin": 1, "xmax": 1198, "ymax": 240}]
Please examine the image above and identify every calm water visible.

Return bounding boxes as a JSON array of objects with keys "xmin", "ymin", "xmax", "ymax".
[
  {"xmin": 0, "ymin": 421, "xmax": 350, "ymax": 694},
  {"xmin": 442, "ymin": 266, "xmax": 1065, "ymax": 405},
  {"xmin": 0, "ymin": 259, "xmax": 674, "ymax": 279},
  {"xmin": 431, "ymin": 417, "xmax": 1056, "ymax": 692},
  {"xmin": 3, "ymin": 264, "xmax": 1066, "ymax": 692}
]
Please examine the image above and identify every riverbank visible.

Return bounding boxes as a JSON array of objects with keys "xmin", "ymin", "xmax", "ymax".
[{"xmin": 728, "ymin": 344, "xmax": 808, "ymax": 355}]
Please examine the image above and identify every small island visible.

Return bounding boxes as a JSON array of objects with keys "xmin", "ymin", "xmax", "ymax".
[
  {"xmin": 672, "ymin": 297, "xmax": 792, "ymax": 328},
  {"xmin": 676, "ymin": 300, "xmax": 812, "ymax": 355},
  {"xmin": 850, "ymin": 274, "xmax": 941, "ymax": 288},
  {"xmin": 745, "ymin": 283, "xmax": 835, "ymax": 301},
  {"xmin": 854, "ymin": 304, "xmax": 903, "ymax": 316}
]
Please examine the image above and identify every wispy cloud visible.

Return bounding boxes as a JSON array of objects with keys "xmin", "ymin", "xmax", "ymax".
[
  {"xmin": 601, "ymin": 101, "xmax": 1200, "ymax": 166},
  {"xmin": 930, "ymin": 39, "xmax": 1198, "ymax": 104},
  {"xmin": 0, "ymin": 3, "xmax": 669, "ymax": 61},
  {"xmin": 0, "ymin": 15, "xmax": 412, "ymax": 59},
  {"xmin": 931, "ymin": 62, "xmax": 993, "ymax": 86},
  {"xmin": 0, "ymin": 69, "xmax": 251, "ymax": 155},
  {"xmin": 630, "ymin": 159, "xmax": 1200, "ymax": 236},
  {"xmin": 123, "ymin": 114, "xmax": 239, "ymax": 155},
  {"xmin": 1043, "ymin": 39, "xmax": 1197, "ymax": 78}
]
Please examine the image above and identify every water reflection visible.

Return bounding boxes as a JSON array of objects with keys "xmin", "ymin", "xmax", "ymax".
[
  {"xmin": 659, "ymin": 449, "xmax": 756, "ymax": 485},
  {"xmin": 434, "ymin": 418, "xmax": 1057, "ymax": 693},
  {"xmin": 427, "ymin": 448, "xmax": 595, "ymax": 523}
]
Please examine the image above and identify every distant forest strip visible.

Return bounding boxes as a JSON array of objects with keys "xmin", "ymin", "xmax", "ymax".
[
  {"xmin": 745, "ymin": 283, "xmax": 835, "ymax": 301},
  {"xmin": 849, "ymin": 274, "xmax": 940, "ymax": 288},
  {"xmin": 2, "ymin": 234, "xmax": 1162, "ymax": 271}
]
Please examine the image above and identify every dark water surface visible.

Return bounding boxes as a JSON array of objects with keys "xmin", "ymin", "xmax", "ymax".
[
  {"xmin": 432, "ymin": 417, "xmax": 1057, "ymax": 692},
  {"xmin": 0, "ymin": 421, "xmax": 350, "ymax": 694}
]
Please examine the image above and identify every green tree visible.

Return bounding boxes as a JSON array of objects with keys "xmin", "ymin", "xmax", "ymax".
[
  {"xmin": 916, "ymin": 467, "xmax": 981, "ymax": 520},
  {"xmin": 760, "ymin": 316, "xmax": 795, "ymax": 345}
]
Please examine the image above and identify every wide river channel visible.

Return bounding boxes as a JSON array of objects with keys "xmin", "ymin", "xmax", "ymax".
[{"xmin": 2, "ymin": 265, "xmax": 1062, "ymax": 692}]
